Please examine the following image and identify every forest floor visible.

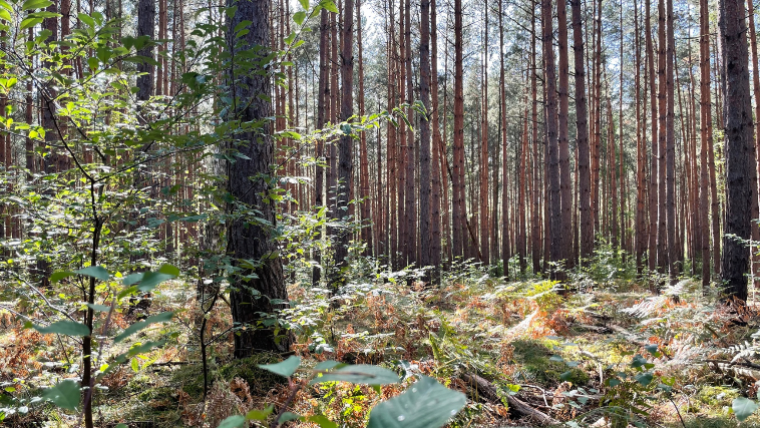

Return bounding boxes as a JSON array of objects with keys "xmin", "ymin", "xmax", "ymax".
[{"xmin": 4, "ymin": 263, "xmax": 760, "ymax": 427}]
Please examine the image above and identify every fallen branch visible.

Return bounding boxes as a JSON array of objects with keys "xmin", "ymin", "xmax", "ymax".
[
  {"xmin": 572, "ymin": 324, "xmax": 612, "ymax": 334},
  {"xmin": 460, "ymin": 373, "xmax": 561, "ymax": 426}
]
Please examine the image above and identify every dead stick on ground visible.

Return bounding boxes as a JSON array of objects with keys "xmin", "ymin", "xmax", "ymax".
[{"xmin": 460, "ymin": 373, "xmax": 561, "ymax": 426}]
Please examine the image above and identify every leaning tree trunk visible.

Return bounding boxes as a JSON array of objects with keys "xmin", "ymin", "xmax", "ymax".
[
  {"xmin": 719, "ymin": 0, "xmax": 753, "ymax": 301},
  {"xmin": 226, "ymin": 0, "xmax": 289, "ymax": 357}
]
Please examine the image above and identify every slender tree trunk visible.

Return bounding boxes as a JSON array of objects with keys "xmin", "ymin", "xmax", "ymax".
[
  {"xmin": 558, "ymin": 0, "xmax": 571, "ymax": 268},
  {"xmin": 647, "ymin": 0, "xmax": 658, "ymax": 273},
  {"xmin": 666, "ymin": 0, "xmax": 677, "ymax": 279},
  {"xmin": 543, "ymin": 0, "xmax": 562, "ymax": 277},
  {"xmin": 700, "ymin": 0, "xmax": 711, "ymax": 287},
  {"xmin": 334, "ymin": 0, "xmax": 354, "ymax": 286},
  {"xmin": 479, "ymin": 1, "xmax": 490, "ymax": 265},
  {"xmin": 452, "ymin": 0, "xmax": 465, "ymax": 261},
  {"xmin": 420, "ymin": 0, "xmax": 432, "ymax": 279},
  {"xmin": 572, "ymin": 0, "xmax": 591, "ymax": 263},
  {"xmin": 430, "ymin": 0, "xmax": 442, "ymax": 281},
  {"xmin": 313, "ymin": 8, "xmax": 329, "ymax": 285},
  {"xmin": 500, "ymin": 0, "xmax": 511, "ymax": 275}
]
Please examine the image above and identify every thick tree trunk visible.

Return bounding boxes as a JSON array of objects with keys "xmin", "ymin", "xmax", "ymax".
[
  {"xmin": 226, "ymin": 0, "xmax": 289, "ymax": 356},
  {"xmin": 719, "ymin": 0, "xmax": 753, "ymax": 300}
]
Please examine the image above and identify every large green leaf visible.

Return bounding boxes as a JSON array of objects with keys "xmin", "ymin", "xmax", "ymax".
[
  {"xmin": 114, "ymin": 312, "xmax": 173, "ymax": 343},
  {"xmin": 310, "ymin": 364, "xmax": 400, "ymax": 385},
  {"xmin": 733, "ymin": 397, "xmax": 759, "ymax": 422},
  {"xmin": 258, "ymin": 355, "xmax": 301, "ymax": 378},
  {"xmin": 368, "ymin": 376, "xmax": 466, "ymax": 428},
  {"xmin": 34, "ymin": 320, "xmax": 90, "ymax": 337},
  {"xmin": 22, "ymin": 0, "xmax": 53, "ymax": 11},
  {"xmin": 42, "ymin": 380, "xmax": 81, "ymax": 411},
  {"xmin": 75, "ymin": 266, "xmax": 110, "ymax": 282},
  {"xmin": 216, "ymin": 415, "xmax": 246, "ymax": 428}
]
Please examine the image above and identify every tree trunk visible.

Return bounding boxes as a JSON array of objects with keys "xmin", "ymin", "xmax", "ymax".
[
  {"xmin": 558, "ymin": 0, "xmax": 571, "ymax": 268},
  {"xmin": 136, "ymin": 0, "xmax": 155, "ymax": 101},
  {"xmin": 699, "ymin": 0, "xmax": 712, "ymax": 287},
  {"xmin": 719, "ymin": 0, "xmax": 753, "ymax": 300},
  {"xmin": 452, "ymin": 0, "xmax": 465, "ymax": 261},
  {"xmin": 430, "ymin": 0, "xmax": 442, "ymax": 282},
  {"xmin": 420, "ymin": 0, "xmax": 432, "ymax": 279},
  {"xmin": 226, "ymin": 0, "xmax": 289, "ymax": 356},
  {"xmin": 666, "ymin": 0, "xmax": 677, "ymax": 279},
  {"xmin": 646, "ymin": 0, "xmax": 658, "ymax": 273},
  {"xmin": 572, "ymin": 0, "xmax": 591, "ymax": 263},
  {"xmin": 313, "ymin": 8, "xmax": 329, "ymax": 285},
  {"xmin": 543, "ymin": 0, "xmax": 562, "ymax": 277}
]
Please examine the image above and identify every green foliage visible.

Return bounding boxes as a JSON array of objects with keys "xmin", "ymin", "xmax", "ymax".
[
  {"xmin": 367, "ymin": 375, "xmax": 467, "ymax": 428},
  {"xmin": 511, "ymin": 339, "xmax": 589, "ymax": 385}
]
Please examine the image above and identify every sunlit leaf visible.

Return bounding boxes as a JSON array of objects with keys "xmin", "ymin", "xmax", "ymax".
[
  {"xmin": 34, "ymin": 320, "xmax": 90, "ymax": 337},
  {"xmin": 368, "ymin": 376, "xmax": 466, "ymax": 428},
  {"xmin": 41, "ymin": 380, "xmax": 80, "ymax": 411},
  {"xmin": 258, "ymin": 356, "xmax": 301, "ymax": 378}
]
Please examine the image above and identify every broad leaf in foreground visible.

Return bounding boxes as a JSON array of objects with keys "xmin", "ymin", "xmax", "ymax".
[
  {"xmin": 733, "ymin": 397, "xmax": 759, "ymax": 422},
  {"xmin": 310, "ymin": 364, "xmax": 400, "ymax": 385},
  {"xmin": 42, "ymin": 380, "xmax": 81, "ymax": 411},
  {"xmin": 368, "ymin": 375, "xmax": 466, "ymax": 428}
]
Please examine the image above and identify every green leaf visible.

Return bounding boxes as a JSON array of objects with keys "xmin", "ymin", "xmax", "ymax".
[
  {"xmin": 115, "ymin": 425, "xmax": 128, "ymax": 428},
  {"xmin": 0, "ymin": 0, "xmax": 12, "ymax": 12},
  {"xmin": 315, "ymin": 360, "xmax": 344, "ymax": 371},
  {"xmin": 87, "ymin": 57, "xmax": 99, "ymax": 71},
  {"xmin": 299, "ymin": 0, "xmax": 309, "ymax": 8},
  {"xmin": 22, "ymin": 0, "xmax": 53, "ymax": 11},
  {"xmin": 320, "ymin": 0, "xmax": 338, "ymax": 13},
  {"xmin": 122, "ymin": 273, "xmax": 144, "ymax": 286},
  {"xmin": 217, "ymin": 415, "xmax": 246, "ymax": 428},
  {"xmin": 50, "ymin": 271, "xmax": 75, "ymax": 283},
  {"xmin": 304, "ymin": 415, "xmax": 337, "ymax": 428},
  {"xmin": 293, "ymin": 11, "xmax": 306, "ymax": 25},
  {"xmin": 310, "ymin": 364, "xmax": 400, "ymax": 385},
  {"xmin": 20, "ymin": 17, "xmax": 42, "ymax": 30},
  {"xmin": 0, "ymin": 9, "xmax": 11, "ymax": 22},
  {"xmin": 75, "ymin": 266, "xmax": 109, "ymax": 282},
  {"xmin": 245, "ymin": 405, "xmax": 273, "ymax": 420},
  {"xmin": 87, "ymin": 303, "xmax": 110, "ymax": 312},
  {"xmin": 630, "ymin": 354, "xmax": 647, "ymax": 369},
  {"xmin": 734, "ymin": 397, "xmax": 759, "ymax": 422},
  {"xmin": 158, "ymin": 264, "xmax": 180, "ymax": 277},
  {"xmin": 644, "ymin": 344, "xmax": 658, "ymax": 355},
  {"xmin": 607, "ymin": 378, "xmax": 621, "ymax": 387},
  {"xmin": 78, "ymin": 12, "xmax": 94, "ymax": 27},
  {"xmin": 634, "ymin": 372, "xmax": 653, "ymax": 386},
  {"xmin": 368, "ymin": 376, "xmax": 466, "ymax": 428},
  {"xmin": 114, "ymin": 311, "xmax": 174, "ymax": 343},
  {"xmin": 258, "ymin": 355, "xmax": 301, "ymax": 378},
  {"xmin": 42, "ymin": 380, "xmax": 80, "ymax": 411},
  {"xmin": 279, "ymin": 412, "xmax": 301, "ymax": 424},
  {"xmin": 137, "ymin": 271, "xmax": 175, "ymax": 292},
  {"xmin": 34, "ymin": 320, "xmax": 90, "ymax": 337}
]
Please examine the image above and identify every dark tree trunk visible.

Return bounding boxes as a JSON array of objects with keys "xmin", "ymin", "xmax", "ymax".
[
  {"xmin": 419, "ymin": 0, "xmax": 432, "ymax": 278},
  {"xmin": 543, "ymin": 0, "xmax": 562, "ymax": 277},
  {"xmin": 334, "ymin": 0, "xmax": 354, "ymax": 287},
  {"xmin": 226, "ymin": 0, "xmax": 289, "ymax": 357},
  {"xmin": 719, "ymin": 0, "xmax": 753, "ymax": 300},
  {"xmin": 136, "ymin": 0, "xmax": 155, "ymax": 101}
]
